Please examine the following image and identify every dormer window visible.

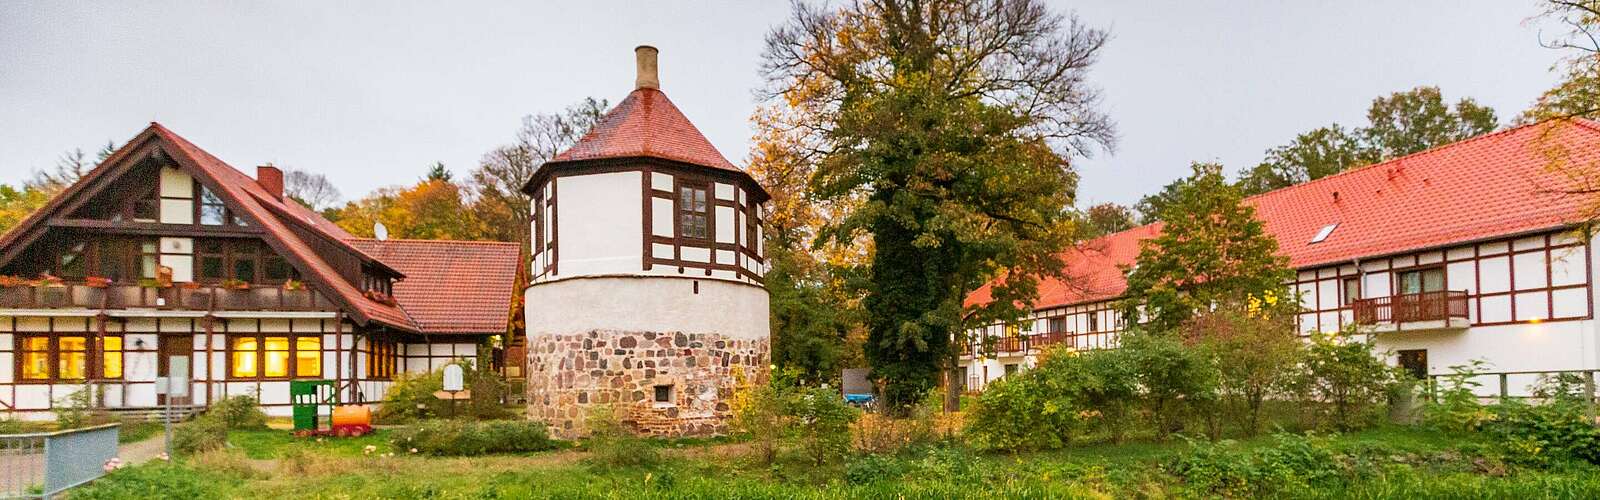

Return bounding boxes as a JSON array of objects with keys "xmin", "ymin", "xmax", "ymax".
[{"xmin": 677, "ymin": 182, "xmax": 709, "ymax": 240}]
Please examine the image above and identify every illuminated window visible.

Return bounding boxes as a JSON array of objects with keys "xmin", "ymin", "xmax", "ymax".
[
  {"xmin": 19, "ymin": 337, "xmax": 49, "ymax": 381},
  {"xmin": 295, "ymin": 337, "xmax": 321, "ymax": 377},
  {"xmin": 264, "ymin": 337, "xmax": 290, "ymax": 378},
  {"xmin": 231, "ymin": 337, "xmax": 259, "ymax": 377},
  {"xmin": 57, "ymin": 336, "xmax": 87, "ymax": 380},
  {"xmin": 101, "ymin": 336, "xmax": 124, "ymax": 379},
  {"xmin": 677, "ymin": 182, "xmax": 709, "ymax": 240},
  {"xmin": 367, "ymin": 340, "xmax": 398, "ymax": 379}
]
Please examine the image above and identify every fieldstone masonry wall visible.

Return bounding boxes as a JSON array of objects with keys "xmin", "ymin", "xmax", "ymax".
[{"xmin": 527, "ymin": 329, "xmax": 769, "ymax": 438}]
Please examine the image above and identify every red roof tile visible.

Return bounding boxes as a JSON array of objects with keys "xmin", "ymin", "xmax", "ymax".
[
  {"xmin": 971, "ymin": 119, "xmax": 1600, "ymax": 311},
  {"xmin": 349, "ymin": 239, "xmax": 520, "ymax": 335},
  {"xmin": 549, "ymin": 88, "xmax": 739, "ymax": 171}
]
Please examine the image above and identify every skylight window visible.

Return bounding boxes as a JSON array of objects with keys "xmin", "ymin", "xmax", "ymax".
[{"xmin": 1310, "ymin": 223, "xmax": 1339, "ymax": 244}]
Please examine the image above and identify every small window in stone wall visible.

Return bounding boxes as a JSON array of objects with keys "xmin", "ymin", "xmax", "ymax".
[{"xmin": 653, "ymin": 384, "xmax": 673, "ymax": 404}]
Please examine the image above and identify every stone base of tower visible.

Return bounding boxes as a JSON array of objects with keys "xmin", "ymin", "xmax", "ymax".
[{"xmin": 526, "ymin": 329, "xmax": 769, "ymax": 439}]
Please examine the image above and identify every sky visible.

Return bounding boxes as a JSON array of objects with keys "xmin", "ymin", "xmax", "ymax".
[{"xmin": 0, "ymin": 1, "xmax": 1568, "ymax": 208}]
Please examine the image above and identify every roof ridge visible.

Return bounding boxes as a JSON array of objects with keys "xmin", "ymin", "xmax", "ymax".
[{"xmin": 1241, "ymin": 120, "xmax": 1577, "ymax": 203}]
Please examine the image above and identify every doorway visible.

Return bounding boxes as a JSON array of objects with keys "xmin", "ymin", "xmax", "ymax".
[{"xmin": 157, "ymin": 334, "xmax": 193, "ymax": 406}]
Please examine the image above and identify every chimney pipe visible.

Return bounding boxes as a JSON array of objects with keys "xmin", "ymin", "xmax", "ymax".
[
  {"xmin": 256, "ymin": 165, "xmax": 284, "ymax": 200},
  {"xmin": 635, "ymin": 45, "xmax": 660, "ymax": 90}
]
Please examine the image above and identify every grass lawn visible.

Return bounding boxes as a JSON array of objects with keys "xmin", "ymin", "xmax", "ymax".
[{"xmin": 68, "ymin": 424, "xmax": 1600, "ymax": 499}]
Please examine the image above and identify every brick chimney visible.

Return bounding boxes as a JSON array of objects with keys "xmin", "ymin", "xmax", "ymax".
[
  {"xmin": 635, "ymin": 45, "xmax": 659, "ymax": 90},
  {"xmin": 256, "ymin": 165, "xmax": 284, "ymax": 199}
]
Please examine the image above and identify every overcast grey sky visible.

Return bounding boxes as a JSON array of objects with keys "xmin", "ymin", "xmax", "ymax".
[{"xmin": 0, "ymin": 1, "xmax": 1566, "ymax": 207}]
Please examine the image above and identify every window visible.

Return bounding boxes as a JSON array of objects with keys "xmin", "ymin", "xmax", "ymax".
[
  {"xmin": 200, "ymin": 186, "xmax": 227, "ymax": 225},
  {"xmin": 230, "ymin": 242, "xmax": 258, "ymax": 282},
  {"xmin": 1004, "ymin": 363, "xmax": 1019, "ymax": 376},
  {"xmin": 19, "ymin": 337, "xmax": 49, "ymax": 381},
  {"xmin": 1087, "ymin": 313, "xmax": 1100, "ymax": 332},
  {"xmin": 199, "ymin": 241, "xmax": 226, "ymax": 281},
  {"xmin": 1310, "ymin": 223, "xmax": 1339, "ymax": 244},
  {"xmin": 264, "ymin": 255, "xmax": 295, "ymax": 283},
  {"xmin": 1397, "ymin": 267, "xmax": 1445, "ymax": 295},
  {"xmin": 676, "ymin": 182, "xmax": 709, "ymax": 240},
  {"xmin": 16, "ymin": 335, "xmax": 118, "ymax": 381},
  {"xmin": 231, "ymin": 337, "xmax": 259, "ymax": 377},
  {"xmin": 231, "ymin": 334, "xmax": 320, "ymax": 379},
  {"xmin": 533, "ymin": 191, "xmax": 545, "ymax": 253},
  {"xmin": 1047, "ymin": 317, "xmax": 1066, "ymax": 333},
  {"xmin": 744, "ymin": 205, "xmax": 759, "ymax": 249},
  {"xmin": 296, "ymin": 337, "xmax": 321, "ymax": 377},
  {"xmin": 59, "ymin": 242, "xmax": 87, "ymax": 279},
  {"xmin": 1398, "ymin": 349, "xmax": 1428, "ymax": 380},
  {"xmin": 100, "ymin": 336, "xmax": 123, "ymax": 379},
  {"xmin": 367, "ymin": 340, "xmax": 398, "ymax": 379},
  {"xmin": 653, "ymin": 384, "xmax": 674, "ymax": 403},
  {"xmin": 57, "ymin": 337, "xmax": 87, "ymax": 380},
  {"xmin": 1342, "ymin": 277, "xmax": 1361, "ymax": 305},
  {"xmin": 138, "ymin": 240, "xmax": 159, "ymax": 280}
]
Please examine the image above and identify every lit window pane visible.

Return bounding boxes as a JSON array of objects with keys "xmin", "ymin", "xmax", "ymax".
[
  {"xmin": 296, "ymin": 337, "xmax": 321, "ymax": 377},
  {"xmin": 24, "ymin": 337, "xmax": 49, "ymax": 351},
  {"xmin": 232, "ymin": 337, "xmax": 258, "ymax": 377},
  {"xmin": 101, "ymin": 337, "xmax": 123, "ymax": 379},
  {"xmin": 59, "ymin": 352, "xmax": 86, "ymax": 380},
  {"xmin": 21, "ymin": 352, "xmax": 48, "ymax": 380},
  {"xmin": 59, "ymin": 337, "xmax": 87, "ymax": 351},
  {"xmin": 264, "ymin": 337, "xmax": 289, "ymax": 377}
]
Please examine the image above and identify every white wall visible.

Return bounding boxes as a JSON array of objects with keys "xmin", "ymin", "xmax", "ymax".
[
  {"xmin": 526, "ymin": 276, "xmax": 770, "ymax": 340},
  {"xmin": 551, "ymin": 172, "xmax": 643, "ymax": 278}
]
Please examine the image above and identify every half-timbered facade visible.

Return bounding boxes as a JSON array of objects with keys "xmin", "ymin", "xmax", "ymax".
[
  {"xmin": 0, "ymin": 124, "xmax": 519, "ymax": 418},
  {"xmin": 962, "ymin": 120, "xmax": 1600, "ymax": 392},
  {"xmin": 522, "ymin": 46, "xmax": 771, "ymax": 438}
]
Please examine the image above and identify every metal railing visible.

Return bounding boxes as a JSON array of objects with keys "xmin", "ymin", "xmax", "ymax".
[
  {"xmin": 1353, "ymin": 290, "xmax": 1470, "ymax": 325},
  {"xmin": 0, "ymin": 282, "xmax": 336, "ymax": 312},
  {"xmin": 0, "ymin": 423, "xmax": 121, "ymax": 499}
]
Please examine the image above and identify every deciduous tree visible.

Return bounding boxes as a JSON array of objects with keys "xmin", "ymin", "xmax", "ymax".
[
  {"xmin": 1120, "ymin": 163, "xmax": 1291, "ymax": 333},
  {"xmin": 761, "ymin": 0, "xmax": 1115, "ymax": 411},
  {"xmin": 469, "ymin": 98, "xmax": 606, "ymax": 244},
  {"xmin": 283, "ymin": 168, "xmax": 342, "ymax": 210},
  {"xmin": 1082, "ymin": 202, "xmax": 1137, "ymax": 237}
]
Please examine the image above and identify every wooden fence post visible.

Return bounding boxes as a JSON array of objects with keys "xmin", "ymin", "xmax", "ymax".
[{"xmin": 1586, "ymin": 371, "xmax": 1596, "ymax": 427}]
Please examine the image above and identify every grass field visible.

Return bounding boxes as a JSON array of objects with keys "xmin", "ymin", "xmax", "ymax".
[{"xmin": 67, "ymin": 425, "xmax": 1600, "ymax": 499}]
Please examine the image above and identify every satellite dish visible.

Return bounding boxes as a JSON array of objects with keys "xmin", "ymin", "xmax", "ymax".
[{"xmin": 374, "ymin": 222, "xmax": 389, "ymax": 241}]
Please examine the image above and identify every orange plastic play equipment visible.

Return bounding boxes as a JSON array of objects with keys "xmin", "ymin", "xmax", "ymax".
[{"xmin": 329, "ymin": 405, "xmax": 373, "ymax": 437}]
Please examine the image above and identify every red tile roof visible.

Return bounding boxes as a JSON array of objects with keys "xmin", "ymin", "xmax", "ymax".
[
  {"xmin": 147, "ymin": 124, "xmax": 421, "ymax": 331},
  {"xmin": 349, "ymin": 239, "xmax": 520, "ymax": 335},
  {"xmin": 548, "ymin": 88, "xmax": 740, "ymax": 171},
  {"xmin": 970, "ymin": 119, "xmax": 1600, "ymax": 311}
]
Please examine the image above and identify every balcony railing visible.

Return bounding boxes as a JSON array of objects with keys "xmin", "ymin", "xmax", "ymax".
[
  {"xmin": 1352, "ymin": 290, "xmax": 1469, "ymax": 326},
  {"xmin": 0, "ymin": 282, "xmax": 337, "ymax": 312},
  {"xmin": 961, "ymin": 331, "xmax": 1078, "ymax": 357}
]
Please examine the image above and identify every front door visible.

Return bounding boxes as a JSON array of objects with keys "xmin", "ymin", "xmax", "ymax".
[
  {"xmin": 157, "ymin": 334, "xmax": 193, "ymax": 406},
  {"xmin": 1397, "ymin": 349, "xmax": 1428, "ymax": 380}
]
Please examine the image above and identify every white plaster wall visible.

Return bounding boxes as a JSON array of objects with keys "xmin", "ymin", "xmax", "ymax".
[
  {"xmin": 526, "ymin": 276, "xmax": 770, "ymax": 340},
  {"xmin": 159, "ymin": 167, "xmax": 193, "ymax": 224},
  {"xmin": 553, "ymin": 172, "xmax": 643, "ymax": 278}
]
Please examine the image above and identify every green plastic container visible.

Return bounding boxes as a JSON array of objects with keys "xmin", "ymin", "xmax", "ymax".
[{"xmin": 290, "ymin": 380, "xmax": 338, "ymax": 431}]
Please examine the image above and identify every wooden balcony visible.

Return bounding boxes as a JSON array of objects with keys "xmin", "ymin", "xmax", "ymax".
[
  {"xmin": 1352, "ymin": 290, "xmax": 1470, "ymax": 332},
  {"xmin": 960, "ymin": 332, "xmax": 1077, "ymax": 358},
  {"xmin": 0, "ymin": 282, "xmax": 337, "ymax": 312}
]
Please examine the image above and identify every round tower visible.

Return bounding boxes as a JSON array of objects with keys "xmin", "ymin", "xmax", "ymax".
[{"xmin": 521, "ymin": 46, "xmax": 771, "ymax": 438}]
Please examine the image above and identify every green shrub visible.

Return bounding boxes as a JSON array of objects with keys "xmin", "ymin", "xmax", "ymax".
[
  {"xmin": 1488, "ymin": 397, "xmax": 1600, "ymax": 466},
  {"xmin": 1423, "ymin": 361, "xmax": 1492, "ymax": 433},
  {"xmin": 1291, "ymin": 330, "xmax": 1397, "ymax": 431},
  {"xmin": 209, "ymin": 395, "xmax": 268, "ymax": 430},
  {"xmin": 389, "ymin": 419, "xmax": 555, "ymax": 456},
  {"xmin": 966, "ymin": 355, "xmax": 1082, "ymax": 451},
  {"xmin": 1122, "ymin": 332, "xmax": 1219, "ymax": 441},
  {"xmin": 377, "ymin": 361, "xmax": 511, "ymax": 423},
  {"xmin": 845, "ymin": 454, "xmax": 906, "ymax": 484},
  {"xmin": 789, "ymin": 384, "xmax": 858, "ymax": 466},
  {"xmin": 732, "ymin": 367, "xmax": 794, "ymax": 465},
  {"xmin": 1166, "ymin": 433, "xmax": 1337, "ymax": 497},
  {"xmin": 583, "ymin": 405, "xmax": 661, "ymax": 468},
  {"xmin": 172, "ymin": 415, "xmax": 227, "ymax": 455}
]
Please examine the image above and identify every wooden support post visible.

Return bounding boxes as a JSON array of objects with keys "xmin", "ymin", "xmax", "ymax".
[
  {"xmin": 1499, "ymin": 373, "xmax": 1508, "ymax": 401},
  {"xmin": 1586, "ymin": 370, "xmax": 1597, "ymax": 427},
  {"xmin": 203, "ymin": 315, "xmax": 215, "ymax": 408},
  {"xmin": 333, "ymin": 312, "xmax": 343, "ymax": 403}
]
